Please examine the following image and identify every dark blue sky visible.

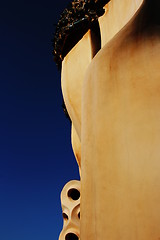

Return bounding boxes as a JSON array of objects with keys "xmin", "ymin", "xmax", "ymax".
[{"xmin": 0, "ymin": 1, "xmax": 80, "ymax": 239}]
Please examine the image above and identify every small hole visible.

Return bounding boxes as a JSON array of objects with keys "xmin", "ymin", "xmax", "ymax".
[
  {"xmin": 67, "ymin": 188, "xmax": 80, "ymax": 200},
  {"xmin": 78, "ymin": 212, "xmax": 80, "ymax": 219},
  {"xmin": 62, "ymin": 213, "xmax": 68, "ymax": 220},
  {"xmin": 65, "ymin": 233, "xmax": 79, "ymax": 240}
]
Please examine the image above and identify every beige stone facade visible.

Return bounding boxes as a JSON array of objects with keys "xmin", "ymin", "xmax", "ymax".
[{"xmin": 59, "ymin": 0, "xmax": 160, "ymax": 239}]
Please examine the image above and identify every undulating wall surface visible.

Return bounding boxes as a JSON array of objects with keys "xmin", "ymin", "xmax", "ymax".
[
  {"xmin": 81, "ymin": 0, "xmax": 160, "ymax": 239},
  {"xmin": 60, "ymin": 0, "xmax": 160, "ymax": 239}
]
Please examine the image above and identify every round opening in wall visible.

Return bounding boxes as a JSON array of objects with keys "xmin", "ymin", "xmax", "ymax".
[
  {"xmin": 78, "ymin": 212, "xmax": 80, "ymax": 219},
  {"xmin": 67, "ymin": 188, "xmax": 80, "ymax": 200},
  {"xmin": 65, "ymin": 233, "xmax": 79, "ymax": 240},
  {"xmin": 62, "ymin": 213, "xmax": 68, "ymax": 220}
]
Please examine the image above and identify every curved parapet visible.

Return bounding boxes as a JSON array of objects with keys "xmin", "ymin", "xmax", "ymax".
[
  {"xmin": 59, "ymin": 180, "xmax": 80, "ymax": 240},
  {"xmin": 54, "ymin": 0, "xmax": 160, "ymax": 239}
]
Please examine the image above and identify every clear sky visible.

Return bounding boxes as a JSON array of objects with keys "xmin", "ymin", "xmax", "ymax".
[{"xmin": 0, "ymin": 0, "xmax": 80, "ymax": 239}]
